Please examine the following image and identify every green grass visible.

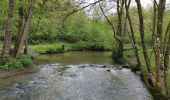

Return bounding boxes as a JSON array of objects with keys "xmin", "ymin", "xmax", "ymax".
[
  {"xmin": 30, "ymin": 43, "xmax": 63, "ymax": 54},
  {"xmin": 29, "ymin": 42, "xmax": 112, "ymax": 54}
]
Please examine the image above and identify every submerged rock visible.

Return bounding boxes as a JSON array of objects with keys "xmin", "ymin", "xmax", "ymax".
[
  {"xmin": 106, "ymin": 69, "xmax": 111, "ymax": 72},
  {"xmin": 117, "ymin": 66, "xmax": 123, "ymax": 70},
  {"xmin": 122, "ymin": 64, "xmax": 131, "ymax": 69}
]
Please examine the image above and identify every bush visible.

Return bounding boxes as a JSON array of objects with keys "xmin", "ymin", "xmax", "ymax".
[
  {"xmin": 0, "ymin": 58, "xmax": 23, "ymax": 70},
  {"xmin": 69, "ymin": 42, "xmax": 92, "ymax": 51},
  {"xmin": 70, "ymin": 42, "xmax": 111, "ymax": 51},
  {"xmin": 0, "ymin": 55, "xmax": 33, "ymax": 71},
  {"xmin": 45, "ymin": 45, "xmax": 64, "ymax": 54},
  {"xmin": 18, "ymin": 55, "xmax": 33, "ymax": 67},
  {"xmin": 46, "ymin": 47, "xmax": 63, "ymax": 54}
]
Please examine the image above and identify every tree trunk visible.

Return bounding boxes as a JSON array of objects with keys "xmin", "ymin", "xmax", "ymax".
[
  {"xmin": 13, "ymin": 0, "xmax": 24, "ymax": 56},
  {"xmin": 152, "ymin": 0, "xmax": 158, "ymax": 69},
  {"xmin": 155, "ymin": 0, "xmax": 167, "ymax": 95},
  {"xmin": 135, "ymin": 0, "xmax": 153, "ymax": 74},
  {"xmin": 135, "ymin": 0, "xmax": 155, "ymax": 87},
  {"xmin": 13, "ymin": 0, "xmax": 35, "ymax": 58},
  {"xmin": 113, "ymin": 0, "xmax": 124, "ymax": 63},
  {"xmin": 164, "ymin": 24, "xmax": 170, "ymax": 95},
  {"xmin": 125, "ymin": 0, "xmax": 154, "ymax": 88},
  {"xmin": 125, "ymin": 0, "xmax": 141, "ymax": 69},
  {"xmin": 2, "ymin": 0, "xmax": 14, "ymax": 61},
  {"xmin": 24, "ymin": 38, "xmax": 28, "ymax": 54},
  {"xmin": 164, "ymin": 22, "xmax": 170, "ymax": 69}
]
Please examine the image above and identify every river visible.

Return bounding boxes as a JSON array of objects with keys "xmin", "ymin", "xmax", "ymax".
[{"xmin": 0, "ymin": 51, "xmax": 151, "ymax": 100}]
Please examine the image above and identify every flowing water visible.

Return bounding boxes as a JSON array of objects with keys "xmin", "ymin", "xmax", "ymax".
[{"xmin": 0, "ymin": 51, "xmax": 151, "ymax": 100}]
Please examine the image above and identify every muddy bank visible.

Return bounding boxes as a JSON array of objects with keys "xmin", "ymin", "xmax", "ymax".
[{"xmin": 0, "ymin": 67, "xmax": 37, "ymax": 79}]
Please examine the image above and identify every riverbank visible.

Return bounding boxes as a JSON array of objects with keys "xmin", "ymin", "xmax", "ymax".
[
  {"xmin": 29, "ymin": 42, "xmax": 112, "ymax": 54},
  {"xmin": 0, "ymin": 55, "xmax": 37, "ymax": 79},
  {"xmin": 0, "ymin": 66, "xmax": 37, "ymax": 79}
]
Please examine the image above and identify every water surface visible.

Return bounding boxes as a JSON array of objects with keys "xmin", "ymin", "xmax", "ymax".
[
  {"xmin": 0, "ymin": 51, "xmax": 151, "ymax": 100},
  {"xmin": 34, "ymin": 51, "xmax": 114, "ymax": 65}
]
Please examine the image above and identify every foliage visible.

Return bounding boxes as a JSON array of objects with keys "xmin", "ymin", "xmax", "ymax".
[
  {"xmin": 0, "ymin": 55, "xmax": 33, "ymax": 71},
  {"xmin": 0, "ymin": 58, "xmax": 23, "ymax": 70},
  {"xmin": 30, "ymin": 41, "xmax": 113, "ymax": 54},
  {"xmin": 18, "ymin": 55, "xmax": 33, "ymax": 67}
]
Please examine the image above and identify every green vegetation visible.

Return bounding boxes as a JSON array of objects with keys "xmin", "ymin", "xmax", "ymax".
[
  {"xmin": 124, "ymin": 45, "xmax": 154, "ymax": 71},
  {"xmin": 30, "ymin": 42, "xmax": 113, "ymax": 54},
  {"xmin": 0, "ymin": 0, "xmax": 170, "ymax": 99},
  {"xmin": 0, "ymin": 55, "xmax": 33, "ymax": 71}
]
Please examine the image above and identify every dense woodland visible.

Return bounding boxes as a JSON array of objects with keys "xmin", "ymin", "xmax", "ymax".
[{"xmin": 0, "ymin": 0, "xmax": 170, "ymax": 99}]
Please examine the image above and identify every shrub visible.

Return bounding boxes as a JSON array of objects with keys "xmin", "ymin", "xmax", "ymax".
[
  {"xmin": 18, "ymin": 55, "xmax": 33, "ymax": 67},
  {"xmin": 45, "ymin": 44, "xmax": 64, "ymax": 54},
  {"xmin": 0, "ymin": 58, "xmax": 23, "ymax": 70},
  {"xmin": 46, "ymin": 47, "xmax": 63, "ymax": 54},
  {"xmin": 0, "ymin": 55, "xmax": 33, "ymax": 71}
]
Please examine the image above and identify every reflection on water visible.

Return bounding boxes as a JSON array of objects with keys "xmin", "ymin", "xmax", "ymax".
[{"xmin": 34, "ymin": 51, "xmax": 114, "ymax": 65}]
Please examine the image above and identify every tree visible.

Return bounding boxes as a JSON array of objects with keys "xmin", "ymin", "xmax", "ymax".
[
  {"xmin": 99, "ymin": 0, "xmax": 125, "ymax": 63},
  {"xmin": 13, "ymin": 0, "xmax": 35, "ymax": 57},
  {"xmin": 154, "ymin": 0, "xmax": 167, "ymax": 95},
  {"xmin": 112, "ymin": 0, "xmax": 125, "ymax": 63},
  {"xmin": 124, "ymin": 0, "xmax": 143, "ymax": 74},
  {"xmin": 1, "ymin": 0, "xmax": 14, "ymax": 61},
  {"xmin": 135, "ymin": 0, "xmax": 170, "ymax": 98},
  {"xmin": 135, "ymin": 0, "xmax": 157, "ymax": 91}
]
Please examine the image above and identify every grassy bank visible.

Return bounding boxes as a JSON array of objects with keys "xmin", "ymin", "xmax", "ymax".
[
  {"xmin": 29, "ymin": 42, "xmax": 113, "ymax": 54},
  {"xmin": 0, "ymin": 55, "xmax": 33, "ymax": 71}
]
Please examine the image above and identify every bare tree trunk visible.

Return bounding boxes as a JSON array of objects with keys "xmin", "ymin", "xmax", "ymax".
[
  {"xmin": 35, "ymin": 16, "xmax": 41, "ymax": 33},
  {"xmin": 164, "ymin": 24, "xmax": 170, "ymax": 95},
  {"xmin": 135, "ymin": 0, "xmax": 156, "ymax": 88},
  {"xmin": 125, "ymin": 0, "xmax": 141, "ymax": 69},
  {"xmin": 163, "ymin": 22, "xmax": 170, "ymax": 57},
  {"xmin": 152, "ymin": 0, "xmax": 158, "ymax": 69},
  {"xmin": 113, "ymin": 0, "xmax": 124, "ymax": 63},
  {"xmin": 24, "ymin": 38, "xmax": 28, "ymax": 54},
  {"xmin": 2, "ymin": 0, "xmax": 14, "ymax": 61},
  {"xmin": 13, "ymin": 0, "xmax": 35, "ymax": 58},
  {"xmin": 125, "ymin": 0, "xmax": 153, "ymax": 88},
  {"xmin": 155, "ymin": 0, "xmax": 167, "ymax": 95},
  {"xmin": 164, "ymin": 22, "xmax": 170, "ymax": 69}
]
